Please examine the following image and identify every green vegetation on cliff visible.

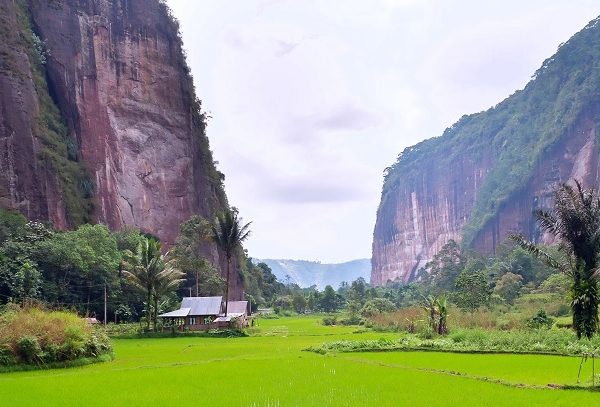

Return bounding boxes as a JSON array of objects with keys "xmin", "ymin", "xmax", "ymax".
[
  {"xmin": 8, "ymin": 1, "xmax": 93, "ymax": 225},
  {"xmin": 158, "ymin": 0, "xmax": 228, "ymax": 211},
  {"xmin": 381, "ymin": 16, "xmax": 600, "ymax": 247}
]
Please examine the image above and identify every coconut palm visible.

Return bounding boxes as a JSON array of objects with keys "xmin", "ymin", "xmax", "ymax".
[
  {"xmin": 211, "ymin": 209, "xmax": 251, "ymax": 316},
  {"xmin": 151, "ymin": 256, "xmax": 185, "ymax": 329},
  {"xmin": 512, "ymin": 181, "xmax": 600, "ymax": 339},
  {"xmin": 122, "ymin": 238, "xmax": 163, "ymax": 330},
  {"xmin": 123, "ymin": 238, "xmax": 185, "ymax": 330}
]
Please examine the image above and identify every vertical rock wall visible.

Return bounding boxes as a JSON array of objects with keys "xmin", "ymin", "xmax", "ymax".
[{"xmin": 0, "ymin": 0, "xmax": 244, "ymax": 299}]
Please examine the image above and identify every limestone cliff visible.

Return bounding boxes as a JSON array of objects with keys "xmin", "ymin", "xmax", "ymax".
[
  {"xmin": 0, "ymin": 0, "xmax": 243, "ymax": 297},
  {"xmin": 372, "ymin": 16, "xmax": 600, "ymax": 285}
]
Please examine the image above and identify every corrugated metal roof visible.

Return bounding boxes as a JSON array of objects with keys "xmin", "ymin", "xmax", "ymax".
[
  {"xmin": 158, "ymin": 307, "xmax": 191, "ymax": 318},
  {"xmin": 214, "ymin": 313, "xmax": 244, "ymax": 322},
  {"xmin": 181, "ymin": 296, "xmax": 223, "ymax": 316},
  {"xmin": 226, "ymin": 301, "xmax": 248, "ymax": 315}
]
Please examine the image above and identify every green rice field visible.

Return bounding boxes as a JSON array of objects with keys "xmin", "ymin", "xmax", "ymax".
[{"xmin": 1, "ymin": 316, "xmax": 599, "ymax": 406}]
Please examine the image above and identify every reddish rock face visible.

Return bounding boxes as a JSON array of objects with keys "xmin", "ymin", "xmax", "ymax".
[
  {"xmin": 28, "ymin": 0, "xmax": 226, "ymax": 246},
  {"xmin": 0, "ymin": 0, "xmax": 244, "ymax": 299},
  {"xmin": 371, "ymin": 112, "xmax": 600, "ymax": 286}
]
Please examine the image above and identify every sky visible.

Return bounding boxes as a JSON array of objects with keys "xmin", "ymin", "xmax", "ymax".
[{"xmin": 167, "ymin": 0, "xmax": 600, "ymax": 263}]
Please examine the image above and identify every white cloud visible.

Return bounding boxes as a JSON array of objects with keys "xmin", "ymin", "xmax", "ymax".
[{"xmin": 167, "ymin": 0, "xmax": 599, "ymax": 262}]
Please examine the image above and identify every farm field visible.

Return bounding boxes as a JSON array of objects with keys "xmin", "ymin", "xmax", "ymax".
[{"xmin": 0, "ymin": 316, "xmax": 599, "ymax": 406}]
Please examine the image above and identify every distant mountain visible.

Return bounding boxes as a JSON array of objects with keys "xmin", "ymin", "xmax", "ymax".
[{"xmin": 255, "ymin": 259, "xmax": 371, "ymax": 290}]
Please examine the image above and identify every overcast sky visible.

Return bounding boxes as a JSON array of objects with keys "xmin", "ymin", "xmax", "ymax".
[{"xmin": 167, "ymin": 0, "xmax": 599, "ymax": 263}]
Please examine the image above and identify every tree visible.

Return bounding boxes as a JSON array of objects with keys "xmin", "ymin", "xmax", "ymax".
[
  {"xmin": 122, "ymin": 238, "xmax": 165, "ymax": 330},
  {"xmin": 539, "ymin": 273, "xmax": 570, "ymax": 295},
  {"xmin": 292, "ymin": 293, "xmax": 307, "ymax": 314},
  {"xmin": 320, "ymin": 285, "xmax": 342, "ymax": 313},
  {"xmin": 423, "ymin": 240, "xmax": 466, "ymax": 291},
  {"xmin": 493, "ymin": 272, "xmax": 523, "ymax": 304},
  {"xmin": 211, "ymin": 209, "xmax": 251, "ymax": 316},
  {"xmin": 454, "ymin": 268, "xmax": 489, "ymax": 312},
  {"xmin": 360, "ymin": 298, "xmax": 396, "ymax": 318},
  {"xmin": 151, "ymin": 256, "xmax": 185, "ymax": 329},
  {"xmin": 0, "ymin": 209, "xmax": 26, "ymax": 245},
  {"xmin": 11, "ymin": 261, "xmax": 41, "ymax": 304},
  {"xmin": 348, "ymin": 277, "xmax": 367, "ymax": 306},
  {"xmin": 421, "ymin": 294, "xmax": 449, "ymax": 335},
  {"xmin": 512, "ymin": 181, "xmax": 600, "ymax": 339},
  {"xmin": 436, "ymin": 295, "xmax": 449, "ymax": 335}
]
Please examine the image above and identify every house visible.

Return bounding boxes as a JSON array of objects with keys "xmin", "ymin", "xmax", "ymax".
[{"xmin": 158, "ymin": 296, "xmax": 250, "ymax": 330}]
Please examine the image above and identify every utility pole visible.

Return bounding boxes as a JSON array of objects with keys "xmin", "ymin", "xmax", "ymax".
[{"xmin": 103, "ymin": 282, "xmax": 107, "ymax": 326}]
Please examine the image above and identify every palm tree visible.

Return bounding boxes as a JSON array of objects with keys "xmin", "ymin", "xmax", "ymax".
[
  {"xmin": 211, "ymin": 209, "xmax": 251, "ymax": 316},
  {"xmin": 122, "ymin": 238, "xmax": 162, "ymax": 330},
  {"xmin": 512, "ymin": 181, "xmax": 600, "ymax": 339},
  {"xmin": 151, "ymin": 255, "xmax": 185, "ymax": 329}
]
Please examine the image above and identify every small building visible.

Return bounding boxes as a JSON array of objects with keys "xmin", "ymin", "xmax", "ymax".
[{"xmin": 158, "ymin": 296, "xmax": 250, "ymax": 331}]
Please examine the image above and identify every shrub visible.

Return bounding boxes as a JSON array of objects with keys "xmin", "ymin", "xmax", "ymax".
[
  {"xmin": 322, "ymin": 316, "xmax": 337, "ymax": 326},
  {"xmin": 0, "ymin": 306, "xmax": 112, "ymax": 366},
  {"xmin": 0, "ymin": 346, "xmax": 16, "ymax": 365},
  {"xmin": 15, "ymin": 336, "xmax": 42, "ymax": 364},
  {"xmin": 360, "ymin": 298, "xmax": 396, "ymax": 318},
  {"xmin": 527, "ymin": 310, "xmax": 554, "ymax": 329},
  {"xmin": 339, "ymin": 315, "xmax": 363, "ymax": 326},
  {"xmin": 307, "ymin": 327, "xmax": 600, "ymax": 356}
]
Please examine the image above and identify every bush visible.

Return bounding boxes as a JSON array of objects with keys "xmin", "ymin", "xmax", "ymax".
[
  {"xmin": 322, "ymin": 316, "xmax": 337, "ymax": 326},
  {"xmin": 0, "ymin": 346, "xmax": 16, "ymax": 365},
  {"xmin": 15, "ymin": 336, "xmax": 42, "ymax": 364},
  {"xmin": 527, "ymin": 310, "xmax": 554, "ymax": 329},
  {"xmin": 360, "ymin": 298, "xmax": 396, "ymax": 318},
  {"xmin": 307, "ymin": 327, "xmax": 600, "ymax": 356},
  {"xmin": 339, "ymin": 315, "xmax": 363, "ymax": 326},
  {"xmin": 0, "ymin": 306, "xmax": 112, "ymax": 366}
]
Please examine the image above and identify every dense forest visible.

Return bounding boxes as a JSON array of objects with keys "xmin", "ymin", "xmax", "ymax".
[{"xmin": 0, "ymin": 209, "xmax": 283, "ymax": 324}]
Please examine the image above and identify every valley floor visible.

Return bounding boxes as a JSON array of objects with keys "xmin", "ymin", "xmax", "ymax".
[{"xmin": 0, "ymin": 316, "xmax": 599, "ymax": 406}]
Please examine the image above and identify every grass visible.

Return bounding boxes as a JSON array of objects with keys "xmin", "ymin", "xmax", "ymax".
[
  {"xmin": 0, "ymin": 315, "xmax": 599, "ymax": 405},
  {"xmin": 308, "ymin": 328, "xmax": 600, "ymax": 356}
]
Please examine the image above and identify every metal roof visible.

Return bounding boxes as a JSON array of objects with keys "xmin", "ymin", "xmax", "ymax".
[
  {"xmin": 181, "ymin": 296, "xmax": 223, "ymax": 316},
  {"xmin": 226, "ymin": 301, "xmax": 248, "ymax": 315},
  {"xmin": 158, "ymin": 307, "xmax": 191, "ymax": 318},
  {"xmin": 214, "ymin": 313, "xmax": 244, "ymax": 322}
]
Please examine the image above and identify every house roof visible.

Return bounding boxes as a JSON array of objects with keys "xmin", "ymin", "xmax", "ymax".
[
  {"xmin": 226, "ymin": 301, "xmax": 249, "ymax": 315},
  {"xmin": 158, "ymin": 307, "xmax": 191, "ymax": 318},
  {"xmin": 181, "ymin": 296, "xmax": 223, "ymax": 316},
  {"xmin": 214, "ymin": 313, "xmax": 244, "ymax": 322}
]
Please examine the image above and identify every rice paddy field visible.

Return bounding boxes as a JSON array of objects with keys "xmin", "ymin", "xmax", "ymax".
[{"xmin": 1, "ymin": 316, "xmax": 600, "ymax": 406}]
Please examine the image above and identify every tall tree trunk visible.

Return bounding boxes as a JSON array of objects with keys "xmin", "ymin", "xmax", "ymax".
[
  {"xmin": 225, "ymin": 257, "xmax": 230, "ymax": 316},
  {"xmin": 153, "ymin": 295, "xmax": 158, "ymax": 331},
  {"xmin": 146, "ymin": 289, "xmax": 151, "ymax": 331}
]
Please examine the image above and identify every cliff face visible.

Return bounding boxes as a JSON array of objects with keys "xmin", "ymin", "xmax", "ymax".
[
  {"xmin": 372, "ymin": 17, "xmax": 600, "ymax": 285},
  {"xmin": 0, "ymin": 0, "xmax": 243, "ymax": 298}
]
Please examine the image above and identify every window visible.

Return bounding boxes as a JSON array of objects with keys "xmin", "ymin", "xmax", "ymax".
[{"xmin": 189, "ymin": 317, "xmax": 196, "ymax": 325}]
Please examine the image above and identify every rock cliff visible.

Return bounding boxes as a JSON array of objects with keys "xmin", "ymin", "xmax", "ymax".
[
  {"xmin": 0, "ymin": 0, "xmax": 243, "ymax": 297},
  {"xmin": 372, "ymin": 16, "xmax": 600, "ymax": 285}
]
